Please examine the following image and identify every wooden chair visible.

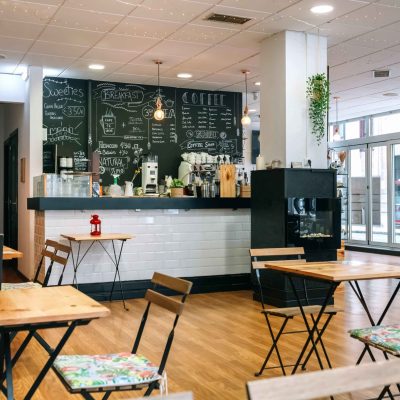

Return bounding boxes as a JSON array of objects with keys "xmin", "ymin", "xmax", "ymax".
[
  {"xmin": 0, "ymin": 239, "xmax": 71, "ymax": 290},
  {"xmin": 250, "ymin": 247, "xmax": 340, "ymax": 376},
  {"xmin": 52, "ymin": 272, "xmax": 193, "ymax": 399},
  {"xmin": 246, "ymin": 359, "xmax": 400, "ymax": 400}
]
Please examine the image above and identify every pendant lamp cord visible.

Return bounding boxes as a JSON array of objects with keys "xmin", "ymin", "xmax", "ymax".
[
  {"xmin": 245, "ymin": 72, "xmax": 248, "ymax": 111},
  {"xmin": 157, "ymin": 62, "xmax": 160, "ymax": 97}
]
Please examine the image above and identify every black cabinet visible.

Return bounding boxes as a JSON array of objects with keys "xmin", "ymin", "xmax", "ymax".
[{"xmin": 251, "ymin": 168, "xmax": 341, "ymax": 307}]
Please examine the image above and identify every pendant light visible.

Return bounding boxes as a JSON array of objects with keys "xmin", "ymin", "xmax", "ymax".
[
  {"xmin": 154, "ymin": 60, "xmax": 165, "ymax": 121},
  {"xmin": 241, "ymin": 69, "xmax": 251, "ymax": 126},
  {"xmin": 333, "ymin": 96, "xmax": 341, "ymax": 141}
]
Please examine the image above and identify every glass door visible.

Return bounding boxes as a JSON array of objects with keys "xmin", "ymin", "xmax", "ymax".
[
  {"xmin": 369, "ymin": 144, "xmax": 389, "ymax": 244},
  {"xmin": 349, "ymin": 146, "xmax": 368, "ymax": 242},
  {"xmin": 392, "ymin": 144, "xmax": 400, "ymax": 244}
]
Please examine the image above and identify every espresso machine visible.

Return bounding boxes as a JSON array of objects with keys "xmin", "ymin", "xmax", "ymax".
[{"xmin": 141, "ymin": 155, "xmax": 158, "ymax": 194}]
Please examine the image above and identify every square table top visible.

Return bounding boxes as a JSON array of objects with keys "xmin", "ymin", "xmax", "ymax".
[
  {"xmin": 0, "ymin": 286, "xmax": 110, "ymax": 327},
  {"xmin": 61, "ymin": 233, "xmax": 134, "ymax": 242},
  {"xmin": 3, "ymin": 246, "xmax": 23, "ymax": 260},
  {"xmin": 264, "ymin": 261, "xmax": 400, "ymax": 282}
]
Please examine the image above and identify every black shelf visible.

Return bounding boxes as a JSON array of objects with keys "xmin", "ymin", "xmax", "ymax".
[{"xmin": 27, "ymin": 197, "xmax": 251, "ymax": 211}]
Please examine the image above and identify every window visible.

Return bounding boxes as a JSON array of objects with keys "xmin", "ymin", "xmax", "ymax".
[
  {"xmin": 344, "ymin": 119, "xmax": 366, "ymax": 140},
  {"xmin": 372, "ymin": 112, "xmax": 400, "ymax": 136}
]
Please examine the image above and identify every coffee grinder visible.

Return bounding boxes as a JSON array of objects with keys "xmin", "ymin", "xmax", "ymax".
[{"xmin": 141, "ymin": 155, "xmax": 158, "ymax": 194}]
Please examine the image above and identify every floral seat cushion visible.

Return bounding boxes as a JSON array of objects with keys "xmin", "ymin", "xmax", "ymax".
[
  {"xmin": 1, "ymin": 282, "xmax": 42, "ymax": 290},
  {"xmin": 349, "ymin": 324, "xmax": 400, "ymax": 356},
  {"xmin": 53, "ymin": 352, "xmax": 161, "ymax": 390}
]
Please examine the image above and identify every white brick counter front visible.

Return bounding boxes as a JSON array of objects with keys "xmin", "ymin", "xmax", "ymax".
[{"xmin": 35, "ymin": 208, "xmax": 251, "ymax": 286}]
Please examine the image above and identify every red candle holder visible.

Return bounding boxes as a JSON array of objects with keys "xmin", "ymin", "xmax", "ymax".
[{"xmin": 90, "ymin": 214, "xmax": 101, "ymax": 236}]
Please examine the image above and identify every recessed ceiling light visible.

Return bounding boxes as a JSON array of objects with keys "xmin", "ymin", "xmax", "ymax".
[
  {"xmin": 383, "ymin": 92, "xmax": 398, "ymax": 97},
  {"xmin": 177, "ymin": 73, "xmax": 192, "ymax": 79},
  {"xmin": 248, "ymin": 109, "xmax": 257, "ymax": 113},
  {"xmin": 254, "ymin": 81, "xmax": 261, "ymax": 86},
  {"xmin": 310, "ymin": 5, "xmax": 334, "ymax": 14},
  {"xmin": 88, "ymin": 64, "xmax": 105, "ymax": 70}
]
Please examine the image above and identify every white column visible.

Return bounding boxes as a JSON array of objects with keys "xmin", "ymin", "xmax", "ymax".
[
  {"xmin": 259, "ymin": 31, "xmax": 327, "ymax": 168},
  {"xmin": 18, "ymin": 66, "xmax": 43, "ymax": 278}
]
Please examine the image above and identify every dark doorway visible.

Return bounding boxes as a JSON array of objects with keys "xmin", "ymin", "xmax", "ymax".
[{"xmin": 4, "ymin": 130, "xmax": 18, "ymax": 255}]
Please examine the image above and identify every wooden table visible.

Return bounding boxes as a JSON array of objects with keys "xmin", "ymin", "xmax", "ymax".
[
  {"xmin": 264, "ymin": 260, "xmax": 400, "ymax": 373},
  {"xmin": 61, "ymin": 233, "xmax": 133, "ymax": 310},
  {"xmin": 2, "ymin": 246, "xmax": 23, "ymax": 260},
  {"xmin": 0, "ymin": 285, "xmax": 110, "ymax": 400}
]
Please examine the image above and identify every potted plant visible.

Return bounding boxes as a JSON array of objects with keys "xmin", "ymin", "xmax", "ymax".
[
  {"xmin": 170, "ymin": 179, "xmax": 185, "ymax": 198},
  {"xmin": 306, "ymin": 73, "xmax": 330, "ymax": 145}
]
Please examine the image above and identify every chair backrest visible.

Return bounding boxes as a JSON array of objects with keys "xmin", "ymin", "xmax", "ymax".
[
  {"xmin": 0, "ymin": 234, "xmax": 3, "ymax": 288},
  {"xmin": 34, "ymin": 239, "xmax": 71, "ymax": 286},
  {"xmin": 132, "ymin": 272, "xmax": 193, "ymax": 376},
  {"xmin": 249, "ymin": 247, "xmax": 305, "ymax": 309},
  {"xmin": 246, "ymin": 359, "xmax": 400, "ymax": 400}
]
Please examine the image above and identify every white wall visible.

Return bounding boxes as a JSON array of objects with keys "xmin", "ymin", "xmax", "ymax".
[{"xmin": 0, "ymin": 74, "xmax": 25, "ymax": 104}]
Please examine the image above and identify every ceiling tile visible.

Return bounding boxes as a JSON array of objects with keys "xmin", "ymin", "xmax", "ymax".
[
  {"xmin": 112, "ymin": 16, "xmax": 182, "ymax": 39},
  {"xmin": 15, "ymin": 0, "xmax": 64, "ymax": 4},
  {"xmin": 345, "ymin": 27, "xmax": 400, "ymax": 50},
  {"xmin": 330, "ymin": 50, "xmax": 400, "ymax": 80},
  {"xmin": 117, "ymin": 63, "xmax": 163, "ymax": 76},
  {"xmin": 279, "ymin": 0, "xmax": 370, "ymax": 27},
  {"xmin": 162, "ymin": 67, "xmax": 210, "ymax": 80},
  {"xmin": 60, "ymin": 59, "xmax": 124, "ymax": 77},
  {"xmin": 169, "ymin": 23, "xmax": 237, "ymax": 44},
  {"xmin": 197, "ymin": 72, "xmax": 242, "ymax": 85},
  {"xmin": 176, "ymin": 45, "xmax": 257, "ymax": 72},
  {"xmin": 0, "ymin": 20, "xmax": 45, "ymax": 40},
  {"xmin": 149, "ymin": 40, "xmax": 209, "ymax": 57},
  {"xmin": 129, "ymin": 0, "xmax": 213, "ymax": 23},
  {"xmin": 0, "ymin": 49, "xmax": 24, "ymax": 63},
  {"xmin": 50, "ymin": 7, "xmax": 122, "ymax": 32},
  {"xmin": 129, "ymin": 53, "xmax": 187, "ymax": 68},
  {"xmin": 81, "ymin": 47, "xmax": 140, "ymax": 63},
  {"xmin": 249, "ymin": 13, "xmax": 313, "ymax": 34},
  {"xmin": 219, "ymin": 0, "xmax": 300, "ymax": 14},
  {"xmin": 335, "ymin": 3, "xmax": 400, "ymax": 29},
  {"xmin": 311, "ymin": 21, "xmax": 373, "ymax": 47},
  {"xmin": 20, "ymin": 53, "xmax": 76, "ymax": 68},
  {"xmin": 221, "ymin": 54, "xmax": 260, "ymax": 74},
  {"xmin": 0, "ymin": 1, "xmax": 58, "ymax": 24},
  {"xmin": 328, "ymin": 43, "xmax": 377, "ymax": 66},
  {"xmin": 0, "ymin": 36, "xmax": 33, "ymax": 52},
  {"xmin": 220, "ymin": 30, "xmax": 270, "ymax": 50},
  {"xmin": 38, "ymin": 26, "xmax": 103, "ymax": 46},
  {"xmin": 29, "ymin": 41, "xmax": 88, "ymax": 57},
  {"xmin": 64, "ymin": 0, "xmax": 137, "ymax": 15},
  {"xmin": 102, "ymin": 72, "xmax": 153, "ymax": 84},
  {"xmin": 95, "ymin": 33, "xmax": 159, "ymax": 52}
]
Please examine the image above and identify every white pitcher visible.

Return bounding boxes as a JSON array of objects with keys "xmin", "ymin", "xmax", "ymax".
[{"xmin": 124, "ymin": 181, "xmax": 133, "ymax": 196}]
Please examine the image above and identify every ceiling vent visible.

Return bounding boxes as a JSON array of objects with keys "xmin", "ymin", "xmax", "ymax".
[
  {"xmin": 373, "ymin": 70, "xmax": 390, "ymax": 78},
  {"xmin": 205, "ymin": 13, "xmax": 251, "ymax": 25}
]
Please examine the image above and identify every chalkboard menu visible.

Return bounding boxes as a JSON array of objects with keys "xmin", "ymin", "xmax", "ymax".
[
  {"xmin": 43, "ymin": 77, "xmax": 242, "ymax": 185},
  {"xmin": 43, "ymin": 78, "xmax": 88, "ymax": 171}
]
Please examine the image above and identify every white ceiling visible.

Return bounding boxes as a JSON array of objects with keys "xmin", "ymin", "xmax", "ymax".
[{"xmin": 1, "ymin": 0, "xmax": 400, "ymax": 120}]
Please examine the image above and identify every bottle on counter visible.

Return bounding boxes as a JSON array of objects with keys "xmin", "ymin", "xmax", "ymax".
[{"xmin": 98, "ymin": 178, "xmax": 103, "ymax": 197}]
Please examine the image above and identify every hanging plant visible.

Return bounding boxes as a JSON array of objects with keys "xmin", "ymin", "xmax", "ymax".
[{"xmin": 306, "ymin": 73, "xmax": 330, "ymax": 145}]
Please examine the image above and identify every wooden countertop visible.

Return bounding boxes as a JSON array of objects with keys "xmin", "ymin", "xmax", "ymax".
[
  {"xmin": 3, "ymin": 246, "xmax": 23, "ymax": 260},
  {"xmin": 61, "ymin": 233, "xmax": 133, "ymax": 242}
]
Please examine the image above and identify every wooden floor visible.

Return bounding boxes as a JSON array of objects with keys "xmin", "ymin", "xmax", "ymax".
[{"xmin": 6, "ymin": 251, "xmax": 400, "ymax": 399}]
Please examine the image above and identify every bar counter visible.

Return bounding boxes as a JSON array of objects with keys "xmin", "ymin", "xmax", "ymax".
[
  {"xmin": 27, "ymin": 196, "xmax": 251, "ymax": 210},
  {"xmin": 28, "ymin": 197, "xmax": 251, "ymax": 300}
]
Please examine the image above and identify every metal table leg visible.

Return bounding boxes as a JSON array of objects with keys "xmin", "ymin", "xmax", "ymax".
[
  {"xmin": 288, "ymin": 276, "xmax": 339, "ymax": 374},
  {"xmin": 99, "ymin": 239, "xmax": 128, "ymax": 310},
  {"xmin": 1, "ymin": 331, "xmax": 14, "ymax": 400},
  {"xmin": 68, "ymin": 240, "xmax": 96, "ymax": 288},
  {"xmin": 23, "ymin": 321, "xmax": 79, "ymax": 400}
]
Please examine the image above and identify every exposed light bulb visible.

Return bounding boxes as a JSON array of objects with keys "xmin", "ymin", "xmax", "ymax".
[
  {"xmin": 333, "ymin": 131, "xmax": 341, "ymax": 141},
  {"xmin": 154, "ymin": 96, "xmax": 165, "ymax": 121}
]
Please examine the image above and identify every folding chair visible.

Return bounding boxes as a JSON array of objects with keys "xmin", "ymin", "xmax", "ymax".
[
  {"xmin": 1, "ymin": 239, "xmax": 71, "ymax": 290},
  {"xmin": 246, "ymin": 359, "xmax": 400, "ymax": 400},
  {"xmin": 52, "ymin": 272, "xmax": 193, "ymax": 398},
  {"xmin": 250, "ymin": 247, "xmax": 341, "ymax": 376},
  {"xmin": 349, "ymin": 324, "xmax": 400, "ymax": 399}
]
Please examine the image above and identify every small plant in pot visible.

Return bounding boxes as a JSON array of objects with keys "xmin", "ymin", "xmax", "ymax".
[{"xmin": 170, "ymin": 179, "xmax": 185, "ymax": 198}]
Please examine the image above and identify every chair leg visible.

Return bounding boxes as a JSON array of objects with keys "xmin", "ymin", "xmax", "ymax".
[
  {"xmin": 101, "ymin": 392, "xmax": 112, "ymax": 400},
  {"xmin": 255, "ymin": 316, "xmax": 290, "ymax": 377},
  {"xmin": 143, "ymin": 381, "xmax": 158, "ymax": 396}
]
